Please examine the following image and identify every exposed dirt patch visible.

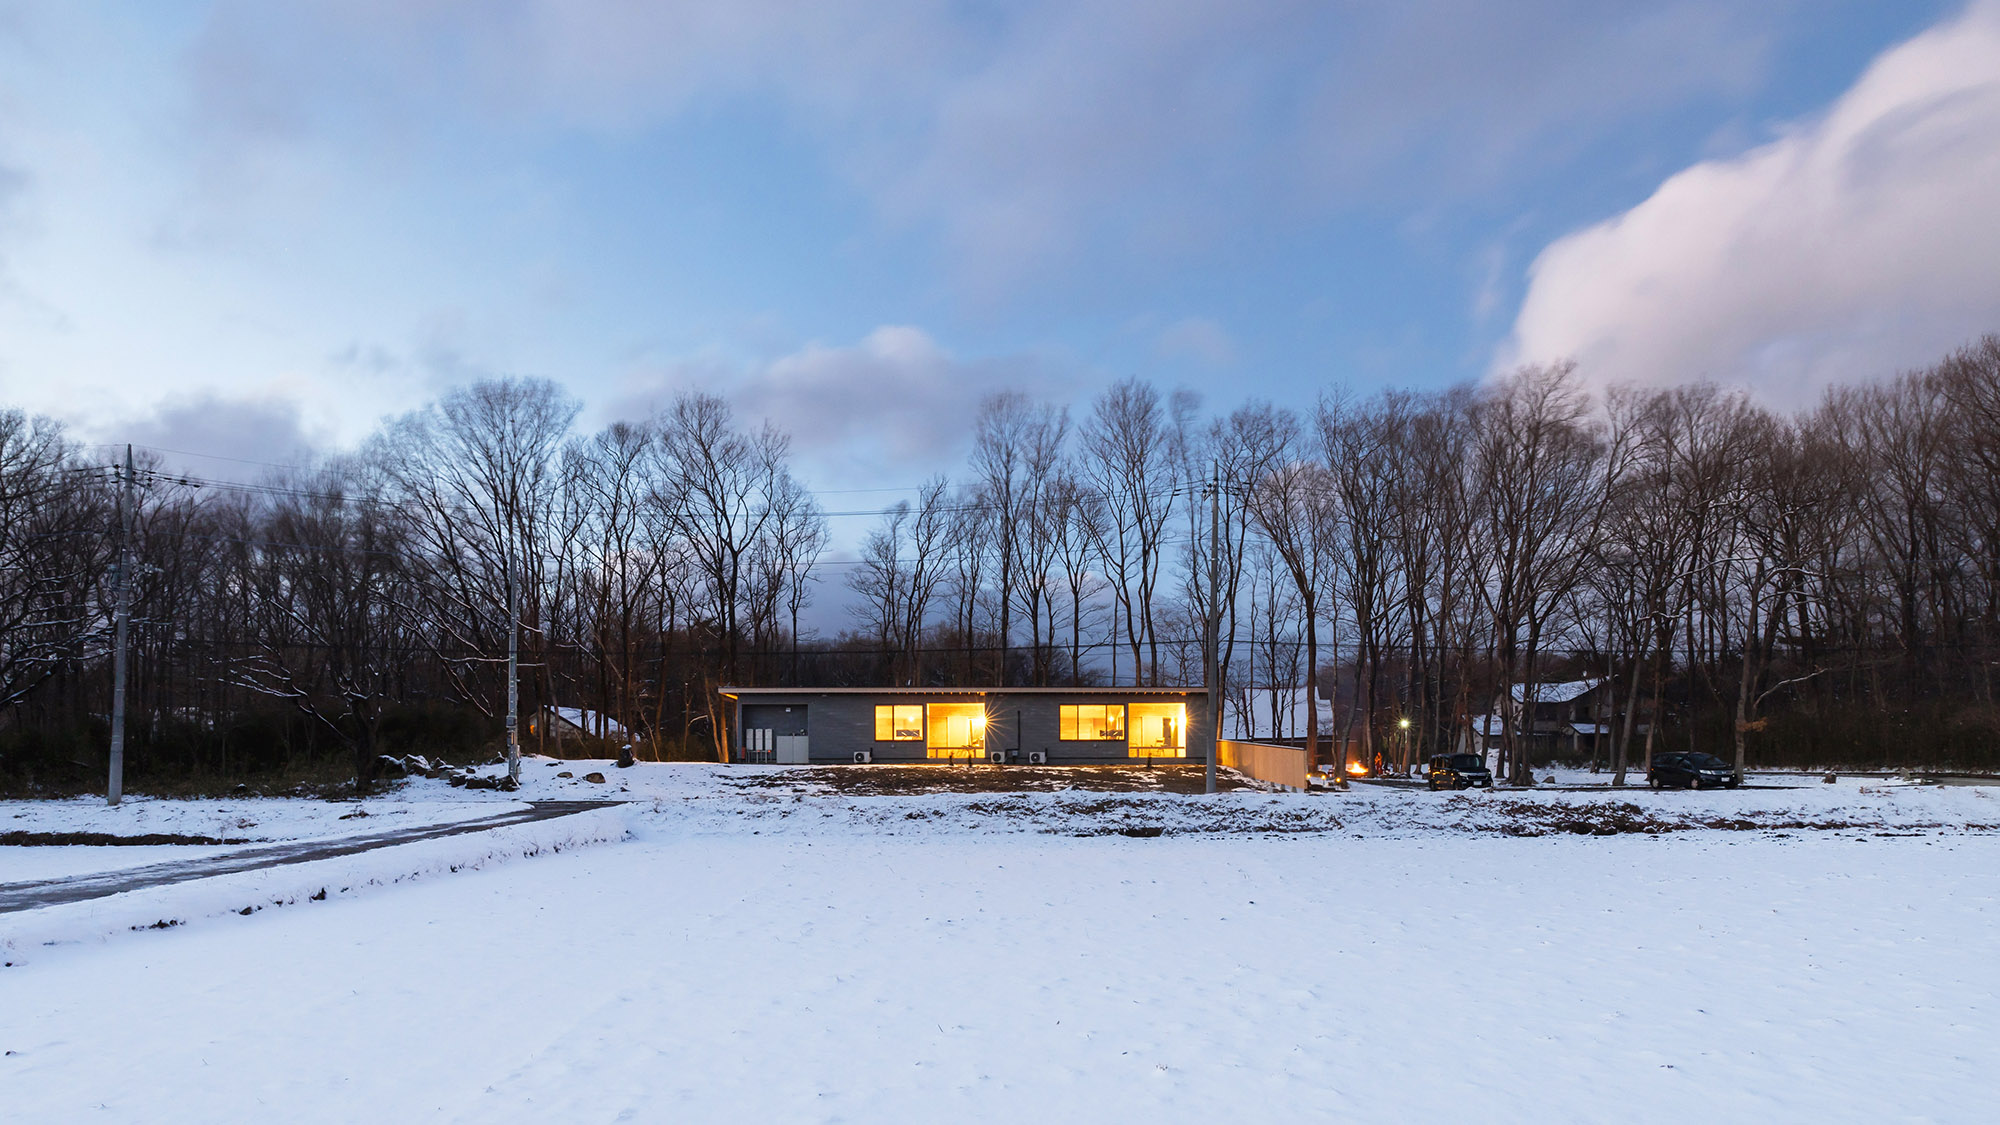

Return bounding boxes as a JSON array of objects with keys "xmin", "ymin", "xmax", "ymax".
[
  {"xmin": 725, "ymin": 764, "xmax": 1268, "ymax": 797},
  {"xmin": 715, "ymin": 788, "xmax": 2000, "ymax": 838}
]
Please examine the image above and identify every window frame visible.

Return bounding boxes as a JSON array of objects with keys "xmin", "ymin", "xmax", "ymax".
[
  {"xmin": 924, "ymin": 701, "xmax": 988, "ymax": 755},
  {"xmin": 1059, "ymin": 703, "xmax": 1127, "ymax": 742},
  {"xmin": 873, "ymin": 704, "xmax": 925, "ymax": 742},
  {"xmin": 1127, "ymin": 701, "xmax": 1188, "ymax": 758}
]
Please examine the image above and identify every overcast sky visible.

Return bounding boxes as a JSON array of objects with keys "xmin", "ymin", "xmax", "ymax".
[{"xmin": 1, "ymin": 0, "xmax": 1995, "ymax": 496}]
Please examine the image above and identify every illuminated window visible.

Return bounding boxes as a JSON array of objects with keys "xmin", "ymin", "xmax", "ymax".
[
  {"xmin": 874, "ymin": 705, "xmax": 924, "ymax": 742},
  {"xmin": 1128, "ymin": 702, "xmax": 1187, "ymax": 757},
  {"xmin": 925, "ymin": 701, "xmax": 987, "ymax": 757},
  {"xmin": 1059, "ymin": 704, "xmax": 1127, "ymax": 741}
]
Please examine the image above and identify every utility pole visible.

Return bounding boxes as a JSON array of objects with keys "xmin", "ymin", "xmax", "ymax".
[
  {"xmin": 107, "ymin": 445, "xmax": 134, "ymax": 806},
  {"xmin": 505, "ymin": 546, "xmax": 521, "ymax": 784},
  {"xmin": 1206, "ymin": 463, "xmax": 1221, "ymax": 796}
]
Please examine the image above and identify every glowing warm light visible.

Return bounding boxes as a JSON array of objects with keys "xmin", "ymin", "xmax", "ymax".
[
  {"xmin": 1398, "ymin": 717, "xmax": 1411, "ymax": 730},
  {"xmin": 1127, "ymin": 702, "xmax": 1188, "ymax": 758},
  {"xmin": 926, "ymin": 701, "xmax": 987, "ymax": 758},
  {"xmin": 1346, "ymin": 761, "xmax": 1370, "ymax": 776},
  {"xmin": 1060, "ymin": 704, "xmax": 1126, "ymax": 741},
  {"xmin": 874, "ymin": 705, "xmax": 924, "ymax": 741}
]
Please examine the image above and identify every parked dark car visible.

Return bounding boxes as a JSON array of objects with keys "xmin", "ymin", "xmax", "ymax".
[
  {"xmin": 1648, "ymin": 752, "xmax": 1740, "ymax": 790},
  {"xmin": 1427, "ymin": 753, "xmax": 1494, "ymax": 790}
]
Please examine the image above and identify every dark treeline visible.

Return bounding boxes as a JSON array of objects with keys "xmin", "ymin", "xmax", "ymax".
[{"xmin": 4, "ymin": 335, "xmax": 1999, "ymax": 792}]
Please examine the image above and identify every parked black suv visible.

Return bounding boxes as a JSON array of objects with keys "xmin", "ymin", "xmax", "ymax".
[
  {"xmin": 1427, "ymin": 753, "xmax": 1494, "ymax": 790},
  {"xmin": 1648, "ymin": 752, "xmax": 1740, "ymax": 790}
]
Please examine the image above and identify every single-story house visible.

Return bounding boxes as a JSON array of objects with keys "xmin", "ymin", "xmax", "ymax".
[{"xmin": 721, "ymin": 686, "xmax": 1212, "ymax": 765}]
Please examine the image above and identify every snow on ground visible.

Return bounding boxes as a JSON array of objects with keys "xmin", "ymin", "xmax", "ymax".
[
  {"xmin": 0, "ymin": 844, "xmax": 244, "ymax": 882},
  {"xmin": 0, "ymin": 807, "xmax": 629, "ymax": 958},
  {"xmin": 16, "ymin": 758, "xmax": 1983, "ymax": 849},
  {"xmin": 0, "ymin": 794, "xmax": 531, "ymax": 843},
  {"xmin": 465, "ymin": 759, "xmax": 2000, "ymax": 838},
  {"xmin": 3, "ymin": 828, "xmax": 1995, "ymax": 1122},
  {"xmin": 1, "ymin": 792, "xmax": 541, "ymax": 894},
  {"xmin": 6, "ymin": 761, "xmax": 1995, "ymax": 896}
]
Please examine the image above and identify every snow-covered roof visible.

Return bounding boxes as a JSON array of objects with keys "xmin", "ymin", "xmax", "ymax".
[
  {"xmin": 1507, "ymin": 678, "xmax": 1603, "ymax": 704},
  {"xmin": 1568, "ymin": 722, "xmax": 1611, "ymax": 736},
  {"xmin": 551, "ymin": 707, "xmax": 628, "ymax": 737}
]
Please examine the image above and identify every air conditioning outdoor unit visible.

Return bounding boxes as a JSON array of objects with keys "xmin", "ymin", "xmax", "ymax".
[
  {"xmin": 1028, "ymin": 751, "xmax": 1049, "ymax": 765},
  {"xmin": 851, "ymin": 750, "xmax": 873, "ymax": 764},
  {"xmin": 988, "ymin": 750, "xmax": 1008, "ymax": 765}
]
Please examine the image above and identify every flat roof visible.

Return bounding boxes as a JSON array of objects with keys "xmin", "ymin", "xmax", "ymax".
[{"xmin": 721, "ymin": 685, "xmax": 1207, "ymax": 697}]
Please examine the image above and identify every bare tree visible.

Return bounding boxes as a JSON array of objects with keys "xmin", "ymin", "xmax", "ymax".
[
  {"xmin": 1322, "ymin": 395, "xmax": 1409, "ymax": 770},
  {"xmin": 1472, "ymin": 363, "xmax": 1628, "ymax": 784},
  {"xmin": 1081, "ymin": 378, "xmax": 1179, "ymax": 685},
  {"xmin": 0, "ymin": 413, "xmax": 104, "ymax": 711},
  {"xmin": 1245, "ymin": 409, "xmax": 1337, "ymax": 769},
  {"xmin": 1010, "ymin": 407, "xmax": 1071, "ymax": 685},
  {"xmin": 233, "ymin": 460, "xmax": 409, "ymax": 792},
  {"xmin": 378, "ymin": 377, "xmax": 579, "ymax": 782},
  {"xmin": 653, "ymin": 392, "xmax": 795, "ymax": 760},
  {"xmin": 942, "ymin": 485, "xmax": 993, "ymax": 684},
  {"xmin": 1050, "ymin": 465, "xmax": 1107, "ymax": 684},
  {"xmin": 767, "ymin": 473, "xmax": 828, "ymax": 688}
]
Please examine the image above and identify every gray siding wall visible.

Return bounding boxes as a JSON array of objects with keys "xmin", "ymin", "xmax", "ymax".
[{"xmin": 733, "ymin": 692, "xmax": 1211, "ymax": 764}]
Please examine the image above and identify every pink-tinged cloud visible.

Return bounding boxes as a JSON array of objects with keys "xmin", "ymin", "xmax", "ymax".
[{"xmin": 1503, "ymin": 1, "xmax": 2000, "ymax": 402}]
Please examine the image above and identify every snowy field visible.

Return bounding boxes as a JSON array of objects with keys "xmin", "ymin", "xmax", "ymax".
[
  {"xmin": 5, "ymin": 830, "xmax": 1996, "ymax": 1122},
  {"xmin": 2, "ymin": 795, "xmax": 530, "ymax": 842},
  {"xmin": 2, "ymin": 843, "xmax": 246, "ymax": 882},
  {"xmin": 4, "ymin": 763, "xmax": 1998, "ymax": 1122},
  {"xmin": 0, "ymin": 797, "xmax": 534, "ymax": 883}
]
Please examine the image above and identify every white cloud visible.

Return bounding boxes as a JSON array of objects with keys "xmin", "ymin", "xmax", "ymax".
[
  {"xmin": 1154, "ymin": 317, "xmax": 1236, "ymax": 367},
  {"xmin": 1502, "ymin": 1, "xmax": 2000, "ymax": 401},
  {"xmin": 612, "ymin": 326, "xmax": 1071, "ymax": 487}
]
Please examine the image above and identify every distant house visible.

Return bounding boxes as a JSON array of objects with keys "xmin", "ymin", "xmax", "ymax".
[
  {"xmin": 721, "ymin": 686, "xmax": 1211, "ymax": 765},
  {"xmin": 535, "ymin": 707, "xmax": 631, "ymax": 745},
  {"xmin": 1468, "ymin": 679, "xmax": 1628, "ymax": 759}
]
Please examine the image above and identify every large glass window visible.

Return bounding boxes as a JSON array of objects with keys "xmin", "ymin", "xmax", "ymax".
[
  {"xmin": 874, "ymin": 704, "xmax": 924, "ymax": 742},
  {"xmin": 925, "ymin": 702, "xmax": 987, "ymax": 757},
  {"xmin": 1060, "ymin": 704, "xmax": 1127, "ymax": 741},
  {"xmin": 1128, "ymin": 702, "xmax": 1187, "ymax": 757}
]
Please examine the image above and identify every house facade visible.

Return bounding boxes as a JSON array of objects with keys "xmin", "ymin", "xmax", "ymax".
[
  {"xmin": 721, "ymin": 686, "xmax": 1211, "ymax": 765},
  {"xmin": 1466, "ymin": 678, "xmax": 1647, "ymax": 761}
]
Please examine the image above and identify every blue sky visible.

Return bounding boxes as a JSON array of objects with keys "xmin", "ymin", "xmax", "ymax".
[{"xmin": 1, "ymin": 0, "xmax": 1996, "ymax": 496}]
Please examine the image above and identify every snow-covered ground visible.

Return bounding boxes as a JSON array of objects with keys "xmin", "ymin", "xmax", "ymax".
[
  {"xmin": 490, "ymin": 758, "xmax": 2000, "ymax": 838},
  {"xmin": 11, "ymin": 759, "xmax": 1994, "ymax": 864},
  {"xmin": 1, "ymin": 843, "xmax": 246, "ymax": 882},
  {"xmin": 1, "ymin": 806, "xmax": 629, "ymax": 959},
  {"xmin": 4, "ymin": 762, "xmax": 1996, "ymax": 1121},
  {"xmin": 1, "ymin": 795, "xmax": 531, "ymax": 842},
  {"xmin": 4, "ymin": 827, "xmax": 1996, "ymax": 1122}
]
